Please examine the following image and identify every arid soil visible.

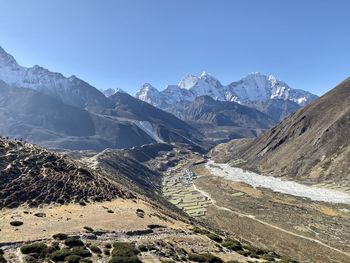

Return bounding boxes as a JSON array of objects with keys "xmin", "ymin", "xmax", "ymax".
[
  {"xmin": 0, "ymin": 199, "xmax": 265, "ymax": 263},
  {"xmin": 0, "ymin": 199, "xmax": 185, "ymax": 243}
]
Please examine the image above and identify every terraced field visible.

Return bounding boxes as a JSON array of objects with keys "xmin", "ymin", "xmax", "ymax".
[{"xmin": 162, "ymin": 170, "xmax": 212, "ymax": 217}]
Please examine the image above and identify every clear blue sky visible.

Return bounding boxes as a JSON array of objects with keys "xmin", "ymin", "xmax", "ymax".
[{"xmin": 0, "ymin": 0, "xmax": 349, "ymax": 95}]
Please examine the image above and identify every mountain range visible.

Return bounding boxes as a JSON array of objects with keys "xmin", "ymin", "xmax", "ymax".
[
  {"xmin": 211, "ymin": 76, "xmax": 350, "ymax": 186},
  {"xmin": 0, "ymin": 47, "xmax": 110, "ymax": 111},
  {"xmin": 102, "ymin": 91, "xmax": 205, "ymax": 150},
  {"xmin": 0, "ymin": 46, "xmax": 208, "ymax": 150},
  {"xmin": 0, "ymin": 46, "xmax": 318, "ymax": 150},
  {"xmin": 0, "ymin": 80, "xmax": 162, "ymax": 150},
  {"xmin": 135, "ymin": 71, "xmax": 318, "ymax": 115},
  {"xmin": 167, "ymin": 95, "xmax": 276, "ymax": 141},
  {"xmin": 0, "ymin": 45, "xmax": 348, "ymax": 263},
  {"xmin": 135, "ymin": 72, "xmax": 317, "ymax": 141}
]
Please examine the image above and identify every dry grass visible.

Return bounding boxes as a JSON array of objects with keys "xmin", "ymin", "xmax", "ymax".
[
  {"xmin": 0, "ymin": 199, "xmax": 188, "ymax": 243},
  {"xmin": 317, "ymin": 206, "xmax": 339, "ymax": 217}
]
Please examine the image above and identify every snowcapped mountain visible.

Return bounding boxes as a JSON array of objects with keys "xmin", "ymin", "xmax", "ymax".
[
  {"xmin": 103, "ymin": 87, "xmax": 126, "ymax": 97},
  {"xmin": 136, "ymin": 72, "xmax": 225, "ymax": 108},
  {"xmin": 227, "ymin": 73, "xmax": 317, "ymax": 105},
  {"xmin": 0, "ymin": 46, "xmax": 208, "ymax": 150},
  {"xmin": 0, "ymin": 46, "xmax": 110, "ymax": 110},
  {"xmin": 135, "ymin": 83, "xmax": 168, "ymax": 107},
  {"xmin": 135, "ymin": 72, "xmax": 318, "ymax": 108}
]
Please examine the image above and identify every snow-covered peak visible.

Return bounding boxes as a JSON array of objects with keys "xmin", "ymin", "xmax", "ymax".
[
  {"xmin": 135, "ymin": 83, "xmax": 164, "ymax": 106},
  {"xmin": 242, "ymin": 72, "xmax": 279, "ymax": 85},
  {"xmin": 0, "ymin": 46, "xmax": 110, "ymax": 109},
  {"xmin": 242, "ymin": 72, "xmax": 265, "ymax": 82},
  {"xmin": 141, "ymin": 83, "xmax": 158, "ymax": 91},
  {"xmin": 103, "ymin": 87, "xmax": 126, "ymax": 97},
  {"xmin": 198, "ymin": 72, "xmax": 222, "ymax": 88},
  {"xmin": 200, "ymin": 71, "xmax": 209, "ymax": 77},
  {"xmin": 228, "ymin": 73, "xmax": 274, "ymax": 102},
  {"xmin": 136, "ymin": 83, "xmax": 160, "ymax": 99},
  {"xmin": 0, "ymin": 46, "xmax": 10, "ymax": 57},
  {"xmin": 68, "ymin": 75, "xmax": 78, "ymax": 81},
  {"xmin": 0, "ymin": 46, "xmax": 18, "ymax": 68},
  {"xmin": 228, "ymin": 73, "xmax": 318, "ymax": 105},
  {"xmin": 178, "ymin": 71, "xmax": 222, "ymax": 92},
  {"xmin": 114, "ymin": 87, "xmax": 126, "ymax": 94},
  {"xmin": 178, "ymin": 74, "xmax": 199, "ymax": 89},
  {"xmin": 268, "ymin": 74, "xmax": 277, "ymax": 83},
  {"xmin": 246, "ymin": 71, "xmax": 260, "ymax": 76},
  {"xmin": 136, "ymin": 71, "xmax": 318, "ymax": 108}
]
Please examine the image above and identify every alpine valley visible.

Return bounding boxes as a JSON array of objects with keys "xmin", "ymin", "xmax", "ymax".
[
  {"xmin": 0, "ymin": 46, "xmax": 318, "ymax": 148},
  {"xmin": 135, "ymin": 72, "xmax": 318, "ymax": 142},
  {"xmin": 1, "ymin": 44, "xmax": 350, "ymax": 263}
]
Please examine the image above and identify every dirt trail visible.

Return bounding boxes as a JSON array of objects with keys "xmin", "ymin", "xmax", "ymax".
[{"xmin": 192, "ymin": 184, "xmax": 350, "ymax": 259}]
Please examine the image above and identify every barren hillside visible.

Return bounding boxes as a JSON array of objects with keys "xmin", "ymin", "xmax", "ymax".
[
  {"xmin": 0, "ymin": 138, "xmax": 132, "ymax": 209},
  {"xmin": 211, "ymin": 77, "xmax": 350, "ymax": 185}
]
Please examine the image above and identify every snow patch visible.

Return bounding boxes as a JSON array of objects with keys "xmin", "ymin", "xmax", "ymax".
[{"xmin": 103, "ymin": 88, "xmax": 125, "ymax": 97}]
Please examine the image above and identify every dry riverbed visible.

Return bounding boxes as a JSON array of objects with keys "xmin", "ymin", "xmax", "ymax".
[
  {"xmin": 206, "ymin": 160, "xmax": 350, "ymax": 204},
  {"xmin": 190, "ymin": 162, "xmax": 350, "ymax": 263}
]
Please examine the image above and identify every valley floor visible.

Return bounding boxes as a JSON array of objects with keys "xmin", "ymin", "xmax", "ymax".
[
  {"xmin": 161, "ymin": 158, "xmax": 350, "ymax": 263},
  {"xmin": 205, "ymin": 160, "xmax": 350, "ymax": 204},
  {"xmin": 194, "ymin": 163, "xmax": 350, "ymax": 263}
]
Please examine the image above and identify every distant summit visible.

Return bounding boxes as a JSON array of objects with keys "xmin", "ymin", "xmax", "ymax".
[
  {"xmin": 0, "ymin": 46, "xmax": 110, "ymax": 110},
  {"xmin": 103, "ymin": 87, "xmax": 126, "ymax": 97},
  {"xmin": 212, "ymin": 76, "xmax": 350, "ymax": 186},
  {"xmin": 135, "ymin": 72, "xmax": 318, "ymax": 109},
  {"xmin": 0, "ymin": 46, "xmax": 18, "ymax": 67},
  {"xmin": 0, "ymin": 46, "xmax": 205, "ymax": 151}
]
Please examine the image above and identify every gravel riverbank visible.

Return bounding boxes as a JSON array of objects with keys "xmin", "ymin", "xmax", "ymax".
[{"xmin": 206, "ymin": 160, "xmax": 350, "ymax": 204}]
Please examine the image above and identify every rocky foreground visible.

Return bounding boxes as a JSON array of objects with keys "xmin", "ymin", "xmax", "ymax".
[{"xmin": 0, "ymin": 138, "xmax": 131, "ymax": 209}]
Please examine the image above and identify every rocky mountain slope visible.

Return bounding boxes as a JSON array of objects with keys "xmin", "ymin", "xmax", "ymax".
[
  {"xmin": 102, "ymin": 87, "xmax": 125, "ymax": 97},
  {"xmin": 136, "ymin": 71, "xmax": 317, "ymax": 111},
  {"xmin": 0, "ymin": 137, "xmax": 190, "ymax": 224},
  {"xmin": 245, "ymin": 98, "xmax": 301, "ymax": 122},
  {"xmin": 167, "ymin": 96, "xmax": 276, "ymax": 142},
  {"xmin": 0, "ymin": 124, "xmax": 300, "ymax": 263},
  {"xmin": 0, "ymin": 46, "xmax": 316, "ymax": 150},
  {"xmin": 0, "ymin": 47, "xmax": 207, "ymax": 151},
  {"xmin": 0, "ymin": 80, "xmax": 203, "ymax": 151},
  {"xmin": 170, "ymin": 95, "xmax": 275, "ymax": 128},
  {"xmin": 0, "ymin": 81, "xmax": 156, "ymax": 150},
  {"xmin": 0, "ymin": 46, "xmax": 111, "ymax": 111},
  {"xmin": 103, "ymin": 92, "xmax": 205, "ymax": 149},
  {"xmin": 211, "ymin": 77, "xmax": 350, "ymax": 185},
  {"xmin": 136, "ymin": 72, "xmax": 317, "ymax": 135},
  {"xmin": 0, "ymin": 138, "xmax": 132, "ymax": 209},
  {"xmin": 91, "ymin": 151, "xmax": 163, "ymax": 195}
]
